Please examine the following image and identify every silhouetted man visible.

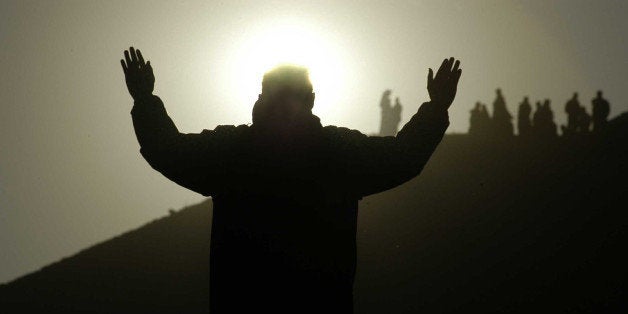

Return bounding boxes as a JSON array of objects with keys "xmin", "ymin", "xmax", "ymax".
[
  {"xmin": 532, "ymin": 101, "xmax": 542, "ymax": 136},
  {"xmin": 592, "ymin": 90, "xmax": 610, "ymax": 131},
  {"xmin": 565, "ymin": 92, "xmax": 580, "ymax": 133},
  {"xmin": 541, "ymin": 99, "xmax": 558, "ymax": 138},
  {"xmin": 517, "ymin": 96, "xmax": 532, "ymax": 137},
  {"xmin": 480, "ymin": 103, "xmax": 491, "ymax": 135},
  {"xmin": 121, "ymin": 47, "xmax": 461, "ymax": 313},
  {"xmin": 393, "ymin": 97, "xmax": 403, "ymax": 133},
  {"xmin": 379, "ymin": 89, "xmax": 392, "ymax": 136},
  {"xmin": 492, "ymin": 88, "xmax": 513, "ymax": 136}
]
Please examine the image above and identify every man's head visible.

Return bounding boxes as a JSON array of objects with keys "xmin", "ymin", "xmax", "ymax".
[
  {"xmin": 260, "ymin": 64, "xmax": 314, "ymax": 109},
  {"xmin": 252, "ymin": 64, "xmax": 320, "ymax": 135},
  {"xmin": 597, "ymin": 90, "xmax": 603, "ymax": 98},
  {"xmin": 573, "ymin": 92, "xmax": 578, "ymax": 99}
]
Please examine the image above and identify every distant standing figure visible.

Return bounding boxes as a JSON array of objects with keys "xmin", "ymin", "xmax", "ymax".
[
  {"xmin": 541, "ymin": 99, "xmax": 558, "ymax": 138},
  {"xmin": 575, "ymin": 105, "xmax": 591, "ymax": 133},
  {"xmin": 469, "ymin": 102, "xmax": 482, "ymax": 135},
  {"xmin": 469, "ymin": 102, "xmax": 491, "ymax": 137},
  {"xmin": 532, "ymin": 101, "xmax": 542, "ymax": 133},
  {"xmin": 379, "ymin": 90, "xmax": 402, "ymax": 136},
  {"xmin": 517, "ymin": 96, "xmax": 532, "ymax": 137},
  {"xmin": 592, "ymin": 90, "xmax": 610, "ymax": 131},
  {"xmin": 564, "ymin": 92, "xmax": 580, "ymax": 133},
  {"xmin": 492, "ymin": 88, "xmax": 514, "ymax": 136},
  {"xmin": 532, "ymin": 99, "xmax": 557, "ymax": 139},
  {"xmin": 479, "ymin": 103, "xmax": 491, "ymax": 136},
  {"xmin": 393, "ymin": 97, "xmax": 403, "ymax": 134}
]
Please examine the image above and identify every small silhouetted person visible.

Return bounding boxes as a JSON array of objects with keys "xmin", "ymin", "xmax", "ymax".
[
  {"xmin": 469, "ymin": 102, "xmax": 482, "ymax": 135},
  {"xmin": 378, "ymin": 90, "xmax": 402, "ymax": 136},
  {"xmin": 532, "ymin": 100, "xmax": 556, "ymax": 139},
  {"xmin": 469, "ymin": 102, "xmax": 491, "ymax": 137},
  {"xmin": 592, "ymin": 90, "xmax": 610, "ymax": 131},
  {"xmin": 517, "ymin": 96, "xmax": 532, "ymax": 137},
  {"xmin": 540, "ymin": 99, "xmax": 558, "ymax": 138},
  {"xmin": 545, "ymin": 99, "xmax": 558, "ymax": 136},
  {"xmin": 393, "ymin": 97, "xmax": 403, "ymax": 133},
  {"xmin": 575, "ymin": 105, "xmax": 591, "ymax": 133},
  {"xmin": 121, "ymin": 47, "xmax": 462, "ymax": 314},
  {"xmin": 491, "ymin": 88, "xmax": 514, "ymax": 136},
  {"xmin": 480, "ymin": 103, "xmax": 491, "ymax": 133},
  {"xmin": 532, "ymin": 101, "xmax": 542, "ymax": 131},
  {"xmin": 565, "ymin": 92, "xmax": 580, "ymax": 133},
  {"xmin": 379, "ymin": 89, "xmax": 392, "ymax": 135}
]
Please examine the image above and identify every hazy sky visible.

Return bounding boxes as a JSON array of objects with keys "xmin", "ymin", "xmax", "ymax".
[{"xmin": 1, "ymin": 0, "xmax": 626, "ymax": 283}]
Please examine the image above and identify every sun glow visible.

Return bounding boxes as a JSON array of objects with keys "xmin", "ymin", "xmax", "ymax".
[{"xmin": 228, "ymin": 19, "xmax": 348, "ymax": 120}]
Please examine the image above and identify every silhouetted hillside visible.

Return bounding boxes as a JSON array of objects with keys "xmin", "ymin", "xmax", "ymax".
[
  {"xmin": 2, "ymin": 114, "xmax": 627, "ymax": 313},
  {"xmin": 0, "ymin": 201, "xmax": 212, "ymax": 313}
]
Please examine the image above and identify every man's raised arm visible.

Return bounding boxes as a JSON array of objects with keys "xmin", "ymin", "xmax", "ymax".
[
  {"xmin": 349, "ymin": 58, "xmax": 462, "ymax": 197},
  {"xmin": 121, "ymin": 47, "xmax": 226, "ymax": 196}
]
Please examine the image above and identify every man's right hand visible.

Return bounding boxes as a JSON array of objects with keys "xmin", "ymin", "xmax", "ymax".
[{"xmin": 121, "ymin": 47, "xmax": 154, "ymax": 101}]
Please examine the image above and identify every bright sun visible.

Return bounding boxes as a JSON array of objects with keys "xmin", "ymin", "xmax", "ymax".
[{"xmin": 228, "ymin": 19, "xmax": 348, "ymax": 120}]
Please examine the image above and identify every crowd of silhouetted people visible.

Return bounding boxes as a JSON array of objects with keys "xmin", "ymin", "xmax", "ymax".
[{"xmin": 468, "ymin": 88, "xmax": 611, "ymax": 139}]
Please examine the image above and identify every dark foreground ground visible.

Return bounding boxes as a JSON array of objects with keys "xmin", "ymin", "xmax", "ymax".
[{"xmin": 2, "ymin": 114, "xmax": 627, "ymax": 313}]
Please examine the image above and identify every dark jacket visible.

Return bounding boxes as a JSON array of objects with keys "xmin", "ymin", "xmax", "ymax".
[{"xmin": 131, "ymin": 95, "xmax": 449, "ymax": 313}]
